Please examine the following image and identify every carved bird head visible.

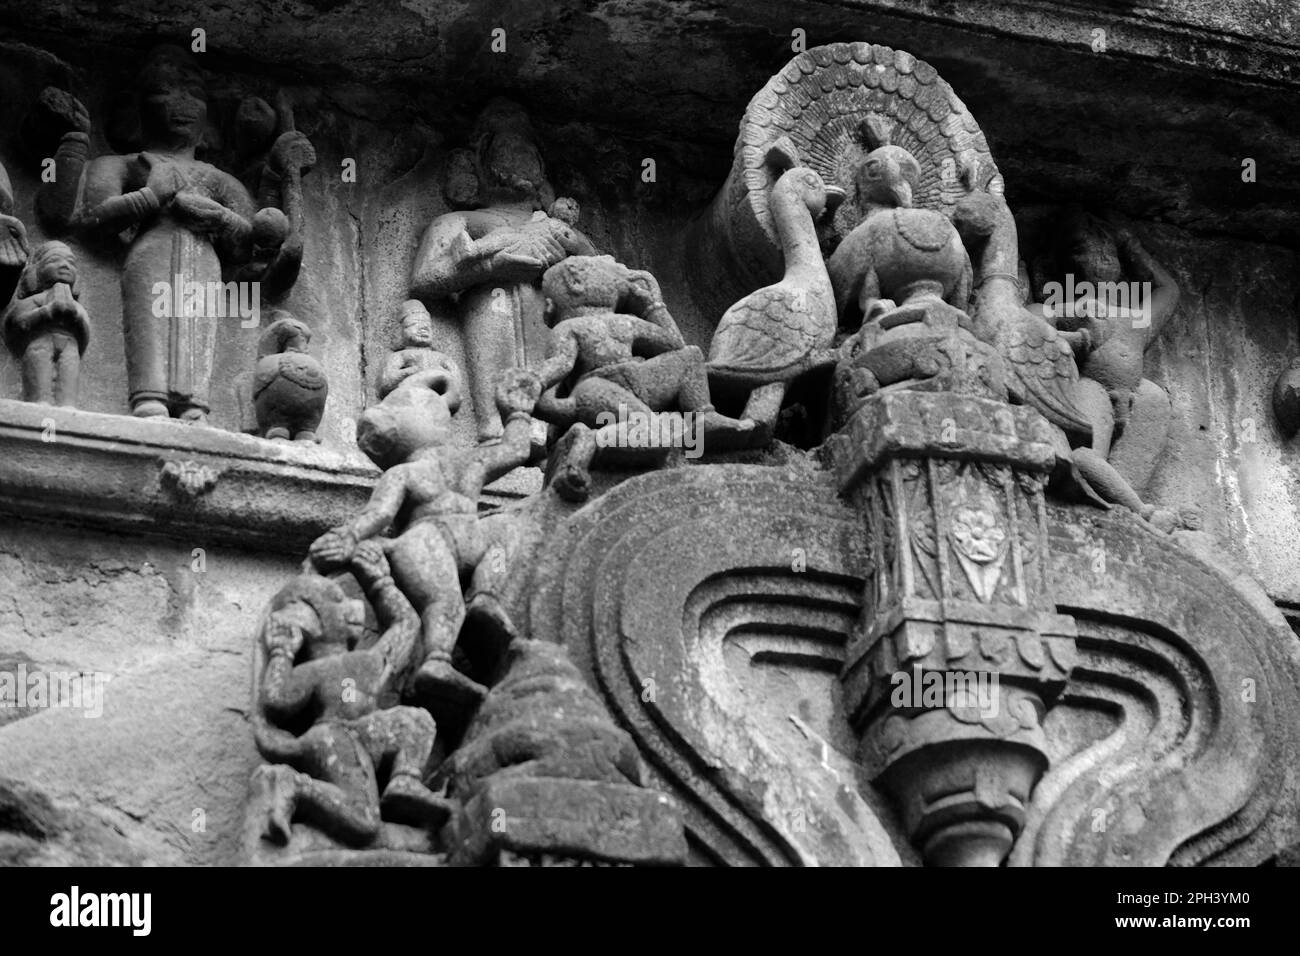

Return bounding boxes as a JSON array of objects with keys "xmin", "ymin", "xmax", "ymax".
[
  {"xmin": 853, "ymin": 114, "xmax": 921, "ymax": 209},
  {"xmin": 854, "ymin": 146, "xmax": 921, "ymax": 209},
  {"xmin": 258, "ymin": 312, "xmax": 313, "ymax": 357},
  {"xmin": 764, "ymin": 137, "xmax": 846, "ymax": 220}
]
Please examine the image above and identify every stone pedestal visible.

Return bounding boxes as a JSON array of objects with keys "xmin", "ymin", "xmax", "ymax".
[{"xmin": 832, "ymin": 389, "xmax": 1077, "ymax": 866}]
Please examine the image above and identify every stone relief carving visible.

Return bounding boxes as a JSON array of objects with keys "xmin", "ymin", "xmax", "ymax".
[
  {"xmin": 2, "ymin": 241, "xmax": 89, "ymax": 407},
  {"xmin": 0, "ymin": 159, "xmax": 29, "ymax": 307},
  {"xmin": 307, "ymin": 365, "xmax": 541, "ymax": 710},
  {"xmin": 32, "ymin": 45, "xmax": 314, "ymax": 424},
  {"xmin": 378, "ymin": 300, "xmax": 454, "ymax": 400},
  {"xmin": 226, "ymin": 42, "xmax": 1300, "ymax": 868},
  {"xmin": 0, "ymin": 27, "xmax": 1288, "ymax": 872},
  {"xmin": 251, "ymin": 547, "xmax": 452, "ymax": 848},
  {"xmin": 1037, "ymin": 207, "xmax": 1181, "ymax": 526},
  {"xmin": 530, "ymin": 254, "xmax": 752, "ymax": 502},
  {"xmin": 706, "ymin": 138, "xmax": 843, "ymax": 445},
  {"xmin": 409, "ymin": 98, "xmax": 597, "ymax": 443},
  {"xmin": 1275, "ymin": 356, "xmax": 1300, "ymax": 437},
  {"xmin": 244, "ymin": 311, "xmax": 328, "ymax": 442}
]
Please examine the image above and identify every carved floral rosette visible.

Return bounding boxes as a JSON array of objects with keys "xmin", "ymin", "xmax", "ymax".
[{"xmin": 832, "ymin": 389, "xmax": 1078, "ymax": 865}]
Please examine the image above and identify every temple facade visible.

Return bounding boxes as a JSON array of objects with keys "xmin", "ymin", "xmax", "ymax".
[{"xmin": 1, "ymin": 1, "xmax": 1298, "ymax": 866}]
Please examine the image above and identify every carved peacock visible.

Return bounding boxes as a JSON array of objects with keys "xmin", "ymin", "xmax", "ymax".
[
  {"xmin": 250, "ymin": 312, "xmax": 329, "ymax": 442},
  {"xmin": 827, "ymin": 114, "xmax": 973, "ymax": 333},
  {"xmin": 952, "ymin": 188, "xmax": 1093, "ymax": 440},
  {"xmin": 706, "ymin": 137, "xmax": 845, "ymax": 443}
]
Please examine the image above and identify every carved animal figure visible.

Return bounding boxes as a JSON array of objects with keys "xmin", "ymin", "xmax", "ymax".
[
  {"xmin": 309, "ymin": 365, "xmax": 542, "ymax": 711},
  {"xmin": 828, "ymin": 118, "xmax": 971, "ymax": 333},
  {"xmin": 0, "ymin": 160, "xmax": 28, "ymax": 305},
  {"xmin": 952, "ymin": 190, "xmax": 1092, "ymax": 439},
  {"xmin": 708, "ymin": 137, "xmax": 844, "ymax": 442},
  {"xmin": 252, "ymin": 314, "xmax": 328, "ymax": 442},
  {"xmin": 533, "ymin": 255, "xmax": 753, "ymax": 500}
]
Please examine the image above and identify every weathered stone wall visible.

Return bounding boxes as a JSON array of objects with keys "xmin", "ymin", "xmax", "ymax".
[{"xmin": 0, "ymin": 1, "xmax": 1297, "ymax": 865}]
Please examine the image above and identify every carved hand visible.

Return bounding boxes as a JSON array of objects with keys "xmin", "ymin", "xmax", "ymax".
[
  {"xmin": 267, "ymin": 130, "xmax": 317, "ymax": 178},
  {"xmin": 140, "ymin": 154, "xmax": 188, "ymax": 205},
  {"xmin": 496, "ymin": 367, "xmax": 544, "ymax": 417},
  {"xmin": 623, "ymin": 268, "xmax": 663, "ymax": 312},
  {"xmin": 489, "ymin": 250, "xmax": 551, "ymax": 282},
  {"xmin": 37, "ymin": 87, "xmax": 90, "ymax": 137},
  {"xmin": 46, "ymin": 283, "xmax": 79, "ymax": 319},
  {"xmin": 309, "ymin": 526, "xmax": 359, "ymax": 572},
  {"xmin": 170, "ymin": 191, "xmax": 232, "ymax": 235},
  {"xmin": 349, "ymin": 540, "xmax": 390, "ymax": 587},
  {"xmin": 264, "ymin": 617, "xmax": 304, "ymax": 659},
  {"xmin": 474, "ymin": 221, "xmax": 568, "ymax": 277}
]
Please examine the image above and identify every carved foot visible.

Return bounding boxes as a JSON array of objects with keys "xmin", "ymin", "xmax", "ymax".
[
  {"xmin": 547, "ymin": 423, "xmax": 595, "ymax": 501},
  {"xmin": 466, "ymin": 591, "xmax": 519, "ymax": 647},
  {"xmin": 412, "ymin": 657, "xmax": 487, "ymax": 709},
  {"xmin": 699, "ymin": 409, "xmax": 756, "ymax": 437},
  {"xmin": 293, "ymin": 430, "xmax": 318, "ymax": 443},
  {"xmin": 254, "ymin": 764, "xmax": 303, "ymax": 845},
  {"xmin": 131, "ymin": 400, "xmax": 168, "ymax": 419},
  {"xmin": 264, "ymin": 426, "xmax": 291, "ymax": 441},
  {"xmin": 697, "ymin": 407, "xmax": 765, "ymax": 452},
  {"xmin": 552, "ymin": 462, "xmax": 591, "ymax": 502},
  {"xmin": 179, "ymin": 406, "xmax": 209, "ymax": 425},
  {"xmin": 380, "ymin": 774, "xmax": 454, "ymax": 828},
  {"xmin": 1141, "ymin": 504, "xmax": 1179, "ymax": 533}
]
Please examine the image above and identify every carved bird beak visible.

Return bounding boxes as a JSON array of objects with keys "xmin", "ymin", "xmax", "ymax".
[{"xmin": 823, "ymin": 185, "xmax": 848, "ymax": 215}]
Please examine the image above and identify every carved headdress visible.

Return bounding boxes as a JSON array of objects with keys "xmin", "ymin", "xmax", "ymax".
[{"xmin": 443, "ymin": 97, "xmax": 555, "ymax": 210}]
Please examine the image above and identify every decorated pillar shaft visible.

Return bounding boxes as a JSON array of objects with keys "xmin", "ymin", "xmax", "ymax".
[{"xmin": 831, "ymin": 387, "xmax": 1078, "ymax": 866}]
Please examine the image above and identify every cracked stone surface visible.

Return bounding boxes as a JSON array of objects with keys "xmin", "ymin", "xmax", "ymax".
[{"xmin": 0, "ymin": 1, "xmax": 1297, "ymax": 866}]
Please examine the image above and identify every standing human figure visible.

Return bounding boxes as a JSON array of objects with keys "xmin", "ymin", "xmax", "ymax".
[
  {"xmin": 410, "ymin": 98, "xmax": 596, "ymax": 442},
  {"xmin": 39, "ymin": 45, "xmax": 312, "ymax": 422}
]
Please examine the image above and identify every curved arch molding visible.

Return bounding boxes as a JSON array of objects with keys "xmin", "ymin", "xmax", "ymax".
[{"xmin": 526, "ymin": 464, "xmax": 1300, "ymax": 866}]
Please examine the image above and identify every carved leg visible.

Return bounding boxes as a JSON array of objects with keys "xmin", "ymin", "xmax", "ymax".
[
  {"xmin": 1109, "ymin": 378, "xmax": 1172, "ymax": 492},
  {"xmin": 354, "ymin": 707, "xmax": 453, "ymax": 827},
  {"xmin": 385, "ymin": 524, "xmax": 484, "ymax": 706},
  {"xmin": 1075, "ymin": 376, "xmax": 1115, "ymax": 458},
  {"xmin": 737, "ymin": 381, "xmax": 786, "ymax": 444},
  {"xmin": 1072, "ymin": 447, "xmax": 1146, "ymax": 513},
  {"xmin": 52, "ymin": 332, "xmax": 80, "ymax": 408},
  {"xmin": 546, "ymin": 422, "xmax": 598, "ymax": 502},
  {"xmin": 121, "ymin": 262, "xmax": 170, "ymax": 417},
  {"xmin": 1071, "ymin": 376, "xmax": 1149, "ymax": 515},
  {"xmin": 19, "ymin": 335, "xmax": 55, "ymax": 404},
  {"xmin": 261, "ymin": 724, "xmax": 383, "ymax": 846},
  {"xmin": 461, "ymin": 286, "xmax": 518, "ymax": 443}
]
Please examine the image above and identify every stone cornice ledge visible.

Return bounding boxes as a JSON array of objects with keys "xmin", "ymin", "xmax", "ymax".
[
  {"xmin": 847, "ymin": 0, "xmax": 1299, "ymax": 89},
  {"xmin": 0, "ymin": 399, "xmax": 379, "ymax": 553}
]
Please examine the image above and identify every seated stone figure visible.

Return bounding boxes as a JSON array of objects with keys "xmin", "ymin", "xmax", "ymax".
[
  {"xmin": 531, "ymin": 254, "xmax": 753, "ymax": 502},
  {"xmin": 309, "ymin": 364, "xmax": 542, "ymax": 709},
  {"xmin": 2, "ymin": 241, "xmax": 90, "ymax": 407},
  {"xmin": 378, "ymin": 300, "xmax": 456, "ymax": 400},
  {"xmin": 1036, "ymin": 207, "xmax": 1181, "ymax": 526},
  {"xmin": 252, "ymin": 542, "xmax": 450, "ymax": 846}
]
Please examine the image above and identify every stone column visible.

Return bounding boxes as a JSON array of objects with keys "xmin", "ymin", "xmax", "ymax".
[{"xmin": 829, "ymin": 322, "xmax": 1078, "ymax": 866}]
